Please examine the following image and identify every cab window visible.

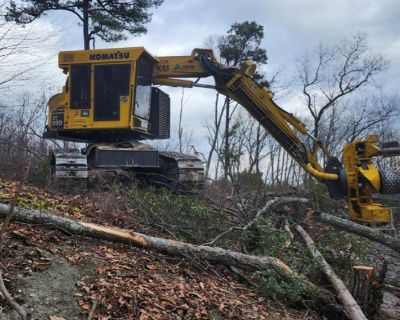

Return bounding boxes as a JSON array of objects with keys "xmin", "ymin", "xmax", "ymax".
[
  {"xmin": 70, "ymin": 64, "xmax": 91, "ymax": 109},
  {"xmin": 93, "ymin": 63, "xmax": 131, "ymax": 121}
]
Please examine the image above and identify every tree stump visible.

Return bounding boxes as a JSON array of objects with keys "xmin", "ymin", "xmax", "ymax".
[
  {"xmin": 349, "ymin": 263, "xmax": 388, "ymax": 319},
  {"xmin": 349, "ymin": 266, "xmax": 374, "ymax": 311}
]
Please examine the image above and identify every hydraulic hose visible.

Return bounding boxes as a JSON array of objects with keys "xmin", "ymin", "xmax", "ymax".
[{"xmin": 305, "ymin": 163, "xmax": 339, "ymax": 181}]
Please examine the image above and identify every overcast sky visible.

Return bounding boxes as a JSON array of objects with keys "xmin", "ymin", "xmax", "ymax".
[{"xmin": 5, "ymin": 0, "xmax": 399, "ymax": 154}]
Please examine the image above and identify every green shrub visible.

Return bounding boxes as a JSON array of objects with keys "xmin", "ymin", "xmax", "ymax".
[
  {"xmin": 252, "ymin": 269, "xmax": 307, "ymax": 305},
  {"xmin": 127, "ymin": 187, "xmax": 232, "ymax": 243},
  {"xmin": 240, "ymin": 217, "xmax": 289, "ymax": 256}
]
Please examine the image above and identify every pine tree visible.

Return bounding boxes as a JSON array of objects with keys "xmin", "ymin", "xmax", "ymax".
[
  {"xmin": 6, "ymin": 0, "xmax": 163, "ymax": 49},
  {"xmin": 217, "ymin": 21, "xmax": 267, "ymax": 178},
  {"xmin": 218, "ymin": 21, "xmax": 267, "ymax": 67}
]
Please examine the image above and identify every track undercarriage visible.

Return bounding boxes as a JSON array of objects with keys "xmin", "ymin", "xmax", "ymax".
[{"xmin": 50, "ymin": 142, "xmax": 204, "ymax": 192}]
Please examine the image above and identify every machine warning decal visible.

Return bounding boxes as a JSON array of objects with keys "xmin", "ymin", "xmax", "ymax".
[
  {"xmin": 51, "ymin": 113, "xmax": 64, "ymax": 129},
  {"xmin": 89, "ymin": 52, "xmax": 130, "ymax": 61},
  {"xmin": 173, "ymin": 64, "xmax": 195, "ymax": 71}
]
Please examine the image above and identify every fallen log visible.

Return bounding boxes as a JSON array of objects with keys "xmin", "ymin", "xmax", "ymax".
[
  {"xmin": 0, "ymin": 203, "xmax": 340, "ymax": 313},
  {"xmin": 314, "ymin": 211, "xmax": 400, "ymax": 253},
  {"xmin": 295, "ymin": 224, "xmax": 368, "ymax": 320},
  {"xmin": 265, "ymin": 196, "xmax": 400, "ymax": 253}
]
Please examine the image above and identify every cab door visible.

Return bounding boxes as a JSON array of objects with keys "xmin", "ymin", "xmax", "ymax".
[
  {"xmin": 132, "ymin": 55, "xmax": 154, "ymax": 132},
  {"xmin": 93, "ymin": 63, "xmax": 131, "ymax": 127},
  {"xmin": 65, "ymin": 63, "xmax": 91, "ymax": 129}
]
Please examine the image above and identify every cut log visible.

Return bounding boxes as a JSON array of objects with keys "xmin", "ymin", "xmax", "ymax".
[
  {"xmin": 267, "ymin": 196, "xmax": 400, "ymax": 253},
  {"xmin": 295, "ymin": 224, "xmax": 368, "ymax": 320},
  {"xmin": 0, "ymin": 203, "xmax": 340, "ymax": 314},
  {"xmin": 314, "ymin": 211, "xmax": 400, "ymax": 253}
]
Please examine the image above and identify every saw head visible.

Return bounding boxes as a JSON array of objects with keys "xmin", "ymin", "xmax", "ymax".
[{"xmin": 325, "ymin": 135, "xmax": 400, "ymax": 224}]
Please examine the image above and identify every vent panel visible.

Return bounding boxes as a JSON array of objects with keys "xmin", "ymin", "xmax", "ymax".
[{"xmin": 150, "ymin": 87, "xmax": 170, "ymax": 139}]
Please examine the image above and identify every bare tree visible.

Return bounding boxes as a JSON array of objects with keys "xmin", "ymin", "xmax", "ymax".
[
  {"xmin": 178, "ymin": 88, "xmax": 185, "ymax": 153},
  {"xmin": 241, "ymin": 113, "xmax": 270, "ymax": 174},
  {"xmin": 320, "ymin": 94, "xmax": 399, "ymax": 155},
  {"xmin": 204, "ymin": 92, "xmax": 225, "ymax": 178},
  {"xmin": 0, "ymin": 2, "xmax": 53, "ymax": 94},
  {"xmin": 298, "ymin": 33, "xmax": 388, "ymax": 152},
  {"xmin": 0, "ymin": 93, "xmax": 50, "ymax": 184}
]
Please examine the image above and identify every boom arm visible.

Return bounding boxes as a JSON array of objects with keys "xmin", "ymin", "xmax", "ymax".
[
  {"xmin": 153, "ymin": 49, "xmax": 400, "ymax": 224},
  {"xmin": 153, "ymin": 49, "xmax": 335, "ymax": 179}
]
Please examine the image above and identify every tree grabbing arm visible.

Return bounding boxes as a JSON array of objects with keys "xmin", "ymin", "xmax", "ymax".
[{"xmin": 153, "ymin": 50, "xmax": 326, "ymax": 174}]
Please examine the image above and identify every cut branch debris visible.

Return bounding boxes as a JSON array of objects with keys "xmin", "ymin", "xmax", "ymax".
[
  {"xmin": 0, "ymin": 164, "xmax": 30, "ymax": 250},
  {"xmin": 0, "ymin": 271, "xmax": 27, "ymax": 319},
  {"xmin": 203, "ymin": 197, "xmax": 308, "ymax": 246},
  {"xmin": 282, "ymin": 218, "xmax": 294, "ymax": 249},
  {"xmin": 295, "ymin": 224, "xmax": 367, "ymax": 320}
]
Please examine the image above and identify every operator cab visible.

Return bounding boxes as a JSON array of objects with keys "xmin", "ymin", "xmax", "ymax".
[{"xmin": 45, "ymin": 47, "xmax": 170, "ymax": 142}]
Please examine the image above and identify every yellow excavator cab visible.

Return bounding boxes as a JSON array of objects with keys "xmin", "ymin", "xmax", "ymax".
[{"xmin": 46, "ymin": 47, "xmax": 170, "ymax": 142}]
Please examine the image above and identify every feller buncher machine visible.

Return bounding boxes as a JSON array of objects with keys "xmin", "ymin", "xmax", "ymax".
[{"xmin": 45, "ymin": 47, "xmax": 400, "ymax": 224}]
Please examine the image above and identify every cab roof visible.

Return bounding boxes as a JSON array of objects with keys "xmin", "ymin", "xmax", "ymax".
[{"xmin": 58, "ymin": 47, "xmax": 157, "ymax": 67}]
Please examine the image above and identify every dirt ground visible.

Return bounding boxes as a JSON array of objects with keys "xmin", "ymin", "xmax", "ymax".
[
  {"xmin": 2, "ymin": 257, "xmax": 87, "ymax": 319},
  {"xmin": 0, "ymin": 230, "xmax": 100, "ymax": 319}
]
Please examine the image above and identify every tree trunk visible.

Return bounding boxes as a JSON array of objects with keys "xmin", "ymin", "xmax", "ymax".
[
  {"xmin": 224, "ymin": 97, "xmax": 230, "ymax": 179},
  {"xmin": 0, "ymin": 203, "xmax": 341, "ymax": 314},
  {"xmin": 295, "ymin": 224, "xmax": 368, "ymax": 320},
  {"xmin": 348, "ymin": 263, "xmax": 387, "ymax": 319},
  {"xmin": 314, "ymin": 211, "xmax": 400, "ymax": 253},
  {"xmin": 83, "ymin": 0, "xmax": 90, "ymax": 50},
  {"xmin": 312, "ymin": 119, "xmax": 319, "ymax": 154},
  {"xmin": 254, "ymin": 124, "xmax": 261, "ymax": 174},
  {"xmin": 349, "ymin": 266, "xmax": 374, "ymax": 316},
  {"xmin": 205, "ymin": 92, "xmax": 221, "ymax": 178},
  {"xmin": 178, "ymin": 88, "xmax": 184, "ymax": 153}
]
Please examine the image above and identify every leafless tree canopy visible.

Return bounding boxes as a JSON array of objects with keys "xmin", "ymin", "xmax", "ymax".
[
  {"xmin": 0, "ymin": 1, "xmax": 53, "ymax": 96},
  {"xmin": 298, "ymin": 33, "xmax": 389, "ymax": 147},
  {"xmin": 0, "ymin": 94, "xmax": 50, "ymax": 183}
]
